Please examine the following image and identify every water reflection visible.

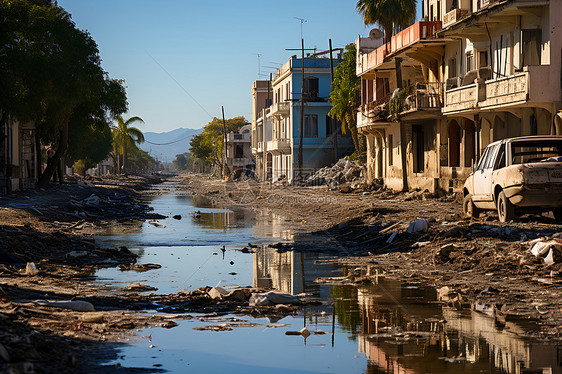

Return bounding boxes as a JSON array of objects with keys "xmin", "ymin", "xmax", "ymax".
[
  {"xmin": 95, "ymin": 189, "xmax": 560, "ymax": 374},
  {"xmin": 254, "ymin": 251, "xmax": 561, "ymax": 374}
]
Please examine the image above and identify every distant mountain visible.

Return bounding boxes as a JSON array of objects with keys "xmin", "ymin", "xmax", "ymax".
[{"xmin": 139, "ymin": 128, "xmax": 201, "ymax": 164}]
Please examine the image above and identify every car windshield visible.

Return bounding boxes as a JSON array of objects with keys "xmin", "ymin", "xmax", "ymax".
[{"xmin": 511, "ymin": 140, "xmax": 562, "ymax": 164}]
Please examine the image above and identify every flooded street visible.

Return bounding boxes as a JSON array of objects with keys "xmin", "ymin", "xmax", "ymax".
[{"xmin": 92, "ymin": 182, "xmax": 561, "ymax": 374}]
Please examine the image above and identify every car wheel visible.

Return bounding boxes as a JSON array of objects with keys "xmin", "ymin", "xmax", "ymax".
[
  {"xmin": 497, "ymin": 190, "xmax": 515, "ymax": 223},
  {"xmin": 463, "ymin": 194, "xmax": 480, "ymax": 219}
]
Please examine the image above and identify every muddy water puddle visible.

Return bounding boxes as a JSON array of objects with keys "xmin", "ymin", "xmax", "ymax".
[{"xmin": 94, "ymin": 183, "xmax": 560, "ymax": 373}]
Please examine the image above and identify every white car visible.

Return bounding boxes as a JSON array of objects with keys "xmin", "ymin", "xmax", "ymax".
[{"xmin": 462, "ymin": 136, "xmax": 562, "ymax": 222}]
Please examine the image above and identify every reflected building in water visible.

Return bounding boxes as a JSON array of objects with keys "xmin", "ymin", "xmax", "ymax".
[
  {"xmin": 252, "ymin": 246, "xmax": 335, "ymax": 298},
  {"xmin": 353, "ymin": 267, "xmax": 561, "ymax": 374}
]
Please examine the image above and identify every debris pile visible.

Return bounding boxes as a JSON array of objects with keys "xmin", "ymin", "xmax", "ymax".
[{"xmin": 304, "ymin": 159, "xmax": 364, "ymax": 188}]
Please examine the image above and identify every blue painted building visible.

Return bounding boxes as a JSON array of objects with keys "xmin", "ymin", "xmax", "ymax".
[{"xmin": 251, "ymin": 53, "xmax": 354, "ymax": 183}]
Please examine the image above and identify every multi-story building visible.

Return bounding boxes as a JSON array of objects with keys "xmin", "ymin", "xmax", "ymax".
[
  {"xmin": 225, "ymin": 124, "xmax": 253, "ymax": 176},
  {"xmin": 357, "ymin": 0, "xmax": 562, "ymax": 194},
  {"xmin": 251, "ymin": 54, "xmax": 354, "ymax": 183}
]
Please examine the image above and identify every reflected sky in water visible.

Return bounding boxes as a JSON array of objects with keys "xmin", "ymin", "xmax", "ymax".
[{"xmin": 95, "ymin": 186, "xmax": 561, "ymax": 374}]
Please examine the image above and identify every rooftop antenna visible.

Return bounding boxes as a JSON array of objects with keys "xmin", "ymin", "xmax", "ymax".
[
  {"xmin": 293, "ymin": 17, "xmax": 307, "ymax": 40},
  {"xmin": 252, "ymin": 53, "xmax": 262, "ymax": 79}
]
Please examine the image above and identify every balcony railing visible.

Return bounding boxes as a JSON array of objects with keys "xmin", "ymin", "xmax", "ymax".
[
  {"xmin": 270, "ymin": 101, "xmax": 291, "ymax": 117},
  {"xmin": 266, "ymin": 139, "xmax": 291, "ymax": 153},
  {"xmin": 443, "ymin": 8, "xmax": 469, "ymax": 28},
  {"xmin": 444, "ymin": 83, "xmax": 479, "ymax": 113},
  {"xmin": 481, "ymin": 72, "xmax": 528, "ymax": 108},
  {"xmin": 402, "ymin": 82, "xmax": 444, "ymax": 113},
  {"xmin": 357, "ymin": 21, "xmax": 441, "ymax": 75}
]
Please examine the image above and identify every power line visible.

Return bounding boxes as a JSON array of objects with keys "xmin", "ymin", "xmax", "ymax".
[
  {"xmin": 144, "ymin": 133, "xmax": 195, "ymax": 146},
  {"xmin": 147, "ymin": 52, "xmax": 214, "ymax": 119}
]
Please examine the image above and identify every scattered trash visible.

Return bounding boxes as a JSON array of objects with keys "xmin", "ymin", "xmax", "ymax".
[
  {"xmin": 67, "ymin": 250, "xmax": 88, "ymax": 258},
  {"xmin": 34, "ymin": 300, "xmax": 95, "ymax": 312},
  {"xmin": 25, "ymin": 262, "xmax": 38, "ymax": 275},
  {"xmin": 406, "ymin": 219, "xmax": 428, "ymax": 233},
  {"xmin": 127, "ymin": 283, "xmax": 158, "ymax": 292},
  {"xmin": 161, "ymin": 321, "xmax": 178, "ymax": 329},
  {"xmin": 480, "ymin": 287, "xmax": 499, "ymax": 294},
  {"xmin": 193, "ymin": 325, "xmax": 232, "ymax": 332},
  {"xmin": 285, "ymin": 327, "xmax": 311, "ymax": 339},
  {"xmin": 529, "ymin": 238, "xmax": 562, "ymax": 264},
  {"xmin": 249, "ymin": 291, "xmax": 300, "ymax": 306},
  {"xmin": 82, "ymin": 312, "xmax": 105, "ymax": 323},
  {"xmin": 119, "ymin": 263, "xmax": 162, "ymax": 272},
  {"xmin": 82, "ymin": 194, "xmax": 101, "ymax": 206},
  {"xmin": 386, "ymin": 232, "xmax": 397, "ymax": 244}
]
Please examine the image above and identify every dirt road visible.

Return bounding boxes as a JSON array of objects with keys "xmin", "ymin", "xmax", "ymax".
[{"xmin": 178, "ymin": 173, "xmax": 562, "ymax": 340}]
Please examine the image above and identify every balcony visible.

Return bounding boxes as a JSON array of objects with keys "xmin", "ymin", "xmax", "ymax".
[
  {"xmin": 443, "ymin": 8, "xmax": 469, "ymax": 28},
  {"xmin": 480, "ymin": 72, "xmax": 528, "ymax": 109},
  {"xmin": 270, "ymin": 101, "xmax": 291, "ymax": 118},
  {"xmin": 401, "ymin": 83, "xmax": 444, "ymax": 114},
  {"xmin": 266, "ymin": 139, "xmax": 291, "ymax": 154},
  {"xmin": 443, "ymin": 83, "xmax": 479, "ymax": 114},
  {"xmin": 357, "ymin": 21, "xmax": 442, "ymax": 75}
]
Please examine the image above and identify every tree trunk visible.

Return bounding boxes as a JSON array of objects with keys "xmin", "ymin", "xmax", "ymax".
[
  {"xmin": 34, "ymin": 122, "xmax": 42, "ymax": 179},
  {"xmin": 38, "ymin": 122, "xmax": 68, "ymax": 189},
  {"xmin": 123, "ymin": 141, "xmax": 127, "ymax": 175}
]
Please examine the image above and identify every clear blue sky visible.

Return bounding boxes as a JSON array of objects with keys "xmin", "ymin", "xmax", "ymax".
[{"xmin": 58, "ymin": 1, "xmax": 422, "ymax": 133}]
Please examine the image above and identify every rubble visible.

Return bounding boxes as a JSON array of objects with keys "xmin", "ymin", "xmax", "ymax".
[{"xmin": 304, "ymin": 158, "xmax": 364, "ymax": 188}]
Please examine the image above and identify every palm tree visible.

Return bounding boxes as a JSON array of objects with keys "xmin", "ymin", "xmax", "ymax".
[
  {"xmin": 113, "ymin": 115, "xmax": 144, "ymax": 174},
  {"xmin": 356, "ymin": 0, "xmax": 417, "ymax": 47},
  {"xmin": 329, "ymin": 44, "xmax": 362, "ymax": 158}
]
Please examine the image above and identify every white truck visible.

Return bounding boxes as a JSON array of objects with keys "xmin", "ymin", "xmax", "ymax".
[{"xmin": 462, "ymin": 136, "xmax": 562, "ymax": 222}]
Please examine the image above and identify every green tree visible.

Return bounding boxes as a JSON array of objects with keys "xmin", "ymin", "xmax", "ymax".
[
  {"xmin": 189, "ymin": 116, "xmax": 247, "ymax": 176},
  {"xmin": 172, "ymin": 152, "xmax": 191, "ymax": 171},
  {"xmin": 356, "ymin": 0, "xmax": 417, "ymax": 46},
  {"xmin": 113, "ymin": 115, "xmax": 144, "ymax": 174},
  {"xmin": 329, "ymin": 44, "xmax": 363, "ymax": 158},
  {"xmin": 0, "ymin": 0, "xmax": 127, "ymax": 187}
]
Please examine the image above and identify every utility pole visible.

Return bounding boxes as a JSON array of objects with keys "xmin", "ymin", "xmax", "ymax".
[
  {"xmin": 221, "ymin": 106, "xmax": 229, "ymax": 179},
  {"xmin": 286, "ymin": 39, "xmax": 315, "ymax": 184},
  {"xmin": 329, "ymin": 38, "xmax": 338, "ymax": 164}
]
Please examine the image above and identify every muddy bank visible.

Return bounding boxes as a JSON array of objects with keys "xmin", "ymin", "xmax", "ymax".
[
  {"xmin": 0, "ymin": 175, "xmax": 173, "ymax": 373},
  {"xmin": 178, "ymin": 172, "xmax": 562, "ymax": 340}
]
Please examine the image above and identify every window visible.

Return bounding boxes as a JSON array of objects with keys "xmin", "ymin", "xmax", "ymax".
[
  {"xmin": 304, "ymin": 77, "xmax": 319, "ymax": 99},
  {"xmin": 234, "ymin": 134, "xmax": 243, "ymax": 140},
  {"xmin": 326, "ymin": 115, "xmax": 332, "ymax": 136},
  {"xmin": 476, "ymin": 146, "xmax": 490, "ymax": 171},
  {"xmin": 388, "ymin": 134, "xmax": 393, "ymax": 166},
  {"xmin": 448, "ymin": 58, "xmax": 457, "ymax": 78},
  {"xmin": 466, "ymin": 52, "xmax": 474, "ymax": 72},
  {"xmin": 235, "ymin": 145, "xmax": 244, "ymax": 158},
  {"xmin": 494, "ymin": 144, "xmax": 506, "ymax": 170},
  {"xmin": 522, "ymin": 29, "xmax": 542, "ymax": 66},
  {"xmin": 304, "ymin": 115, "xmax": 318, "ymax": 138},
  {"xmin": 511, "ymin": 140, "xmax": 562, "ymax": 164},
  {"xmin": 479, "ymin": 51, "xmax": 488, "ymax": 68}
]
